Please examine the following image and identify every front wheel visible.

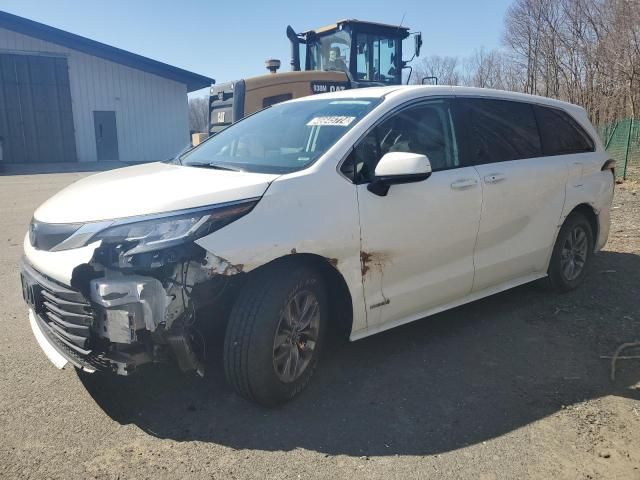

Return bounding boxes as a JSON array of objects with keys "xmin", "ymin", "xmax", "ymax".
[
  {"xmin": 545, "ymin": 212, "xmax": 594, "ymax": 292},
  {"xmin": 223, "ymin": 264, "xmax": 327, "ymax": 407}
]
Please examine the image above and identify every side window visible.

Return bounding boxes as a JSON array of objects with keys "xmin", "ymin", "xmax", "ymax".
[
  {"xmin": 342, "ymin": 101, "xmax": 459, "ymax": 183},
  {"xmin": 462, "ymin": 98, "xmax": 542, "ymax": 164},
  {"xmin": 534, "ymin": 105, "xmax": 595, "ymax": 155},
  {"xmin": 355, "ymin": 34, "xmax": 400, "ymax": 84},
  {"xmin": 372, "ymin": 38, "xmax": 396, "ymax": 83}
]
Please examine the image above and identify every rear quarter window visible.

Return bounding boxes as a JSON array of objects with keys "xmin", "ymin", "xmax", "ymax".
[{"xmin": 534, "ymin": 105, "xmax": 595, "ymax": 155}]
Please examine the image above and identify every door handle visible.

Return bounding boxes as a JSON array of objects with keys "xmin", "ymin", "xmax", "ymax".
[
  {"xmin": 484, "ymin": 173, "xmax": 506, "ymax": 184},
  {"xmin": 450, "ymin": 178, "xmax": 479, "ymax": 190}
]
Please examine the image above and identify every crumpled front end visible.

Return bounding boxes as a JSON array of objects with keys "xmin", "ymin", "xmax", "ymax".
[
  {"xmin": 22, "ymin": 234, "xmax": 245, "ymax": 376},
  {"xmin": 20, "ymin": 162, "xmax": 277, "ymax": 376}
]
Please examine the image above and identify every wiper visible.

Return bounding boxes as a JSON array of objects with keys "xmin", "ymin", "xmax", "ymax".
[{"xmin": 187, "ymin": 162, "xmax": 241, "ymax": 172}]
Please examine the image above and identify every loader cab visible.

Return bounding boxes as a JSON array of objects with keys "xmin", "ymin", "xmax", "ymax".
[
  {"xmin": 207, "ymin": 20, "xmax": 421, "ymax": 137},
  {"xmin": 294, "ymin": 20, "xmax": 419, "ymax": 86}
]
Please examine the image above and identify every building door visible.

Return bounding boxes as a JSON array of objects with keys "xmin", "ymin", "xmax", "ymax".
[
  {"xmin": 0, "ymin": 53, "xmax": 77, "ymax": 163},
  {"xmin": 93, "ymin": 111, "xmax": 119, "ymax": 161}
]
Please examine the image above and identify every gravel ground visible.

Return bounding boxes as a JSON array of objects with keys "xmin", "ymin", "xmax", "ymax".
[{"xmin": 0, "ymin": 172, "xmax": 638, "ymax": 480}]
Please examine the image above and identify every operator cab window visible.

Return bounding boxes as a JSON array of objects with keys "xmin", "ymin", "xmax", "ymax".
[
  {"xmin": 343, "ymin": 100, "xmax": 459, "ymax": 183},
  {"xmin": 308, "ymin": 30, "xmax": 350, "ymax": 74},
  {"xmin": 355, "ymin": 34, "xmax": 400, "ymax": 84}
]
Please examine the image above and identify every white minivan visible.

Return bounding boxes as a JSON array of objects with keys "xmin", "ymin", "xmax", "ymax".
[{"xmin": 21, "ymin": 86, "xmax": 615, "ymax": 406}]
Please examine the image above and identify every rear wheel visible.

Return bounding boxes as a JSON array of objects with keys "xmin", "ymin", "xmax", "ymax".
[
  {"xmin": 545, "ymin": 212, "xmax": 594, "ymax": 292},
  {"xmin": 223, "ymin": 263, "xmax": 327, "ymax": 406}
]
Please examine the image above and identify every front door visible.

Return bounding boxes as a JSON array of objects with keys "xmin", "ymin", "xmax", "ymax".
[
  {"xmin": 93, "ymin": 110, "xmax": 119, "ymax": 161},
  {"xmin": 352, "ymin": 99, "xmax": 482, "ymax": 330}
]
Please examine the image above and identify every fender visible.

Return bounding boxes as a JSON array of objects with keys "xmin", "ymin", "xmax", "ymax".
[{"xmin": 195, "ymin": 165, "xmax": 369, "ymax": 335}]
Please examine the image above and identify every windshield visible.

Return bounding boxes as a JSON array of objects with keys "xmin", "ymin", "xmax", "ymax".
[
  {"xmin": 181, "ymin": 98, "xmax": 381, "ymax": 174},
  {"xmin": 307, "ymin": 30, "xmax": 351, "ymax": 74}
]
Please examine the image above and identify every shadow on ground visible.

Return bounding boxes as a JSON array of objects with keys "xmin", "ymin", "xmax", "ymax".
[{"xmin": 78, "ymin": 251, "xmax": 640, "ymax": 456}]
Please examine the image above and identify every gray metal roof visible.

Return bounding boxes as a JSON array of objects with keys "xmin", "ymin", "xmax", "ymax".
[{"xmin": 0, "ymin": 10, "xmax": 214, "ymax": 92}]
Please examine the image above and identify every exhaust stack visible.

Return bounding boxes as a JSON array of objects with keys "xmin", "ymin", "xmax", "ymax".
[{"xmin": 286, "ymin": 25, "xmax": 301, "ymax": 71}]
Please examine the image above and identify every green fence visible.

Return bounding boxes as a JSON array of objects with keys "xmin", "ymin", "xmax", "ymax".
[{"xmin": 598, "ymin": 118, "xmax": 639, "ymax": 181}]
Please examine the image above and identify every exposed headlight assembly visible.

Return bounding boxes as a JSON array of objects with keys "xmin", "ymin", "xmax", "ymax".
[{"xmin": 48, "ymin": 198, "xmax": 259, "ymax": 254}]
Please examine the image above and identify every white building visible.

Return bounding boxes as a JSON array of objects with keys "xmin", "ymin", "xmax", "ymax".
[{"xmin": 0, "ymin": 11, "xmax": 213, "ymax": 165}]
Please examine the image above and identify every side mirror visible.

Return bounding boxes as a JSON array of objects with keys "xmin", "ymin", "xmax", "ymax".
[
  {"xmin": 367, "ymin": 152, "xmax": 432, "ymax": 196},
  {"xmin": 414, "ymin": 33, "xmax": 423, "ymax": 58}
]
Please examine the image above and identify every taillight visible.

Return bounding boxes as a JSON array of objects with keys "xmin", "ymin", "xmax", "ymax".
[{"xmin": 601, "ymin": 159, "xmax": 616, "ymax": 177}]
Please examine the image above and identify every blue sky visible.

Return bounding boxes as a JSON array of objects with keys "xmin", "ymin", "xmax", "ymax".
[{"xmin": 2, "ymin": 0, "xmax": 512, "ymax": 96}]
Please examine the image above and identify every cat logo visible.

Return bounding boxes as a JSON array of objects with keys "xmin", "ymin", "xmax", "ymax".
[
  {"xmin": 217, "ymin": 111, "xmax": 226, "ymax": 123},
  {"xmin": 310, "ymin": 81, "xmax": 349, "ymax": 94}
]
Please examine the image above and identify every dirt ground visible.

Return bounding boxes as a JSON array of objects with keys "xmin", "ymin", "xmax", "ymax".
[{"xmin": 0, "ymin": 172, "xmax": 638, "ymax": 480}]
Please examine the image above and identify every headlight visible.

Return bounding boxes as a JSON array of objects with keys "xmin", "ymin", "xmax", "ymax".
[{"xmin": 51, "ymin": 199, "xmax": 259, "ymax": 254}]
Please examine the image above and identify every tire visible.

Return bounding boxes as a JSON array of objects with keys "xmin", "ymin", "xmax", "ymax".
[
  {"xmin": 223, "ymin": 263, "xmax": 327, "ymax": 407},
  {"xmin": 545, "ymin": 212, "xmax": 594, "ymax": 293}
]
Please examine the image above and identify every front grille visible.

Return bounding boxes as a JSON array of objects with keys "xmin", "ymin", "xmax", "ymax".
[
  {"xmin": 22, "ymin": 260, "xmax": 154, "ymax": 375},
  {"xmin": 21, "ymin": 262, "xmax": 94, "ymax": 356},
  {"xmin": 33, "ymin": 313, "xmax": 113, "ymax": 372}
]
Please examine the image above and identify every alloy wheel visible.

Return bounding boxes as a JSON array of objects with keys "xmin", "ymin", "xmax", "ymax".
[
  {"xmin": 560, "ymin": 225, "xmax": 588, "ymax": 281},
  {"xmin": 272, "ymin": 290, "xmax": 320, "ymax": 383}
]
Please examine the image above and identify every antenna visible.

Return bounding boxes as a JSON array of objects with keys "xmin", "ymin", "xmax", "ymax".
[{"xmin": 398, "ymin": 12, "xmax": 406, "ymax": 30}]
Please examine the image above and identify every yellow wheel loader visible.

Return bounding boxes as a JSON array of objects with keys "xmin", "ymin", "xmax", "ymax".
[{"xmin": 208, "ymin": 19, "xmax": 422, "ymax": 135}]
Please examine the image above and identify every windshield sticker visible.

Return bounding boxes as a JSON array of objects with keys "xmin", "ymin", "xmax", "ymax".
[{"xmin": 306, "ymin": 116, "xmax": 356, "ymax": 127}]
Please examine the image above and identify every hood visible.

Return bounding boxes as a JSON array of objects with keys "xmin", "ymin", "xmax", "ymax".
[{"xmin": 34, "ymin": 162, "xmax": 278, "ymax": 224}]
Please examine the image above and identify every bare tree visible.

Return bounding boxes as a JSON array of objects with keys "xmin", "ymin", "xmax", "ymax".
[
  {"xmin": 411, "ymin": 55, "xmax": 461, "ymax": 85},
  {"xmin": 503, "ymin": 0, "xmax": 547, "ymax": 93},
  {"xmin": 595, "ymin": 0, "xmax": 640, "ymax": 120},
  {"xmin": 404, "ymin": 0, "xmax": 637, "ymax": 125},
  {"xmin": 188, "ymin": 97, "xmax": 209, "ymax": 133},
  {"xmin": 462, "ymin": 48, "xmax": 512, "ymax": 89},
  {"xmin": 502, "ymin": 0, "xmax": 640, "ymax": 124}
]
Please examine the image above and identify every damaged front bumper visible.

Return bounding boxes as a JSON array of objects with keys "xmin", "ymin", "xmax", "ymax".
[
  {"xmin": 21, "ymin": 260, "xmax": 156, "ymax": 375},
  {"xmin": 20, "ymin": 250, "xmax": 239, "ymax": 376},
  {"xmin": 21, "ymin": 201, "xmax": 258, "ymax": 376}
]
